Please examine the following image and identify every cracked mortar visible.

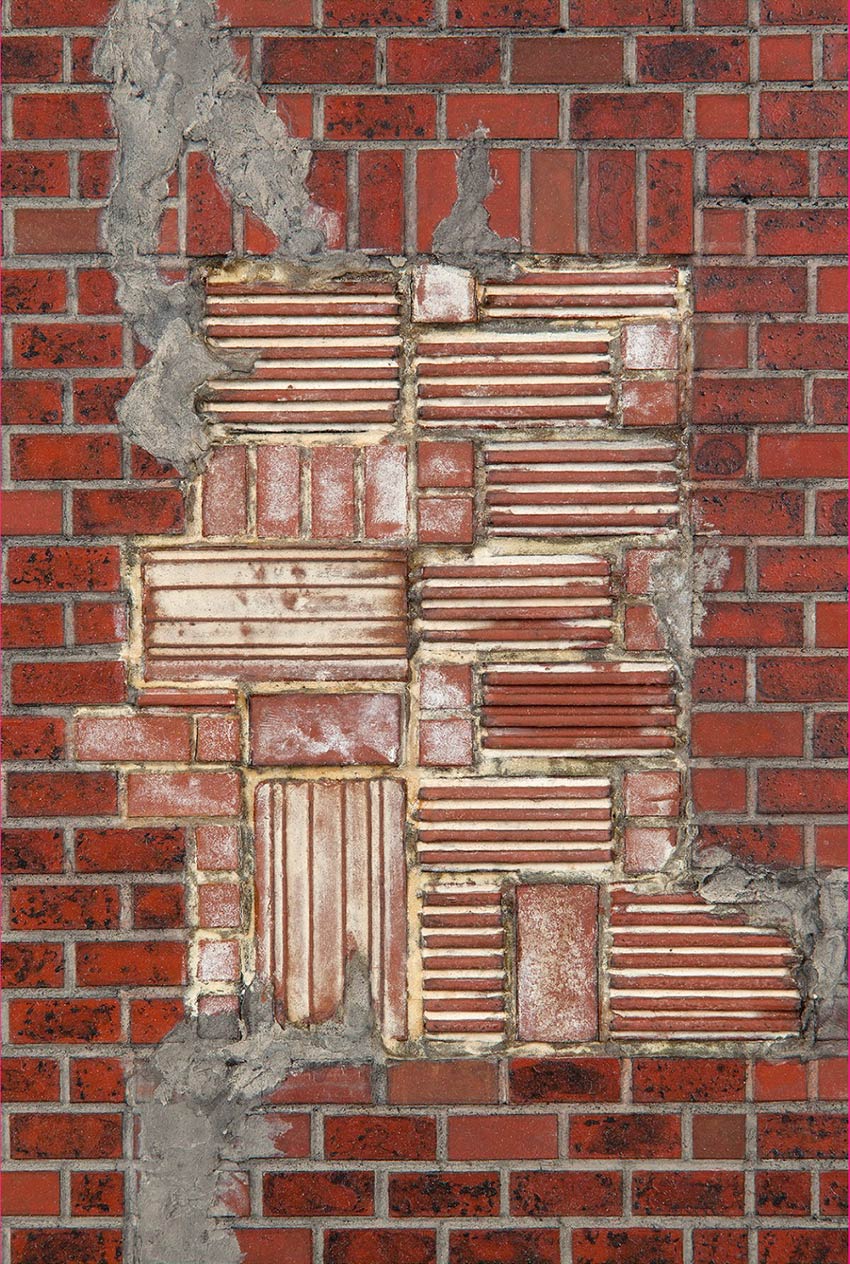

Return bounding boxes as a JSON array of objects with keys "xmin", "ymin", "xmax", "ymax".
[{"xmin": 130, "ymin": 961, "xmax": 381, "ymax": 1264}]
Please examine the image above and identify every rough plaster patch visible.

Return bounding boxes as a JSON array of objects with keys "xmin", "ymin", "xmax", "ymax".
[{"xmin": 130, "ymin": 963, "xmax": 379, "ymax": 1264}]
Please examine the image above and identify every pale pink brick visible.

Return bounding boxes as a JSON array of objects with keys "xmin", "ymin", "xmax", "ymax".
[
  {"xmin": 202, "ymin": 445, "xmax": 248, "ymax": 536},
  {"xmin": 197, "ymin": 714, "xmax": 241, "ymax": 763},
  {"xmin": 623, "ymin": 771, "xmax": 682, "ymax": 817},
  {"xmin": 417, "ymin": 440, "xmax": 475, "ymax": 489},
  {"xmin": 420, "ymin": 664, "xmax": 473, "ymax": 709},
  {"xmin": 197, "ymin": 938, "xmax": 241, "ymax": 981},
  {"xmin": 250, "ymin": 693, "xmax": 402, "ymax": 766},
  {"xmin": 417, "ymin": 496, "xmax": 474, "ymax": 543},
  {"xmin": 198, "ymin": 882, "xmax": 242, "ymax": 929},
  {"xmin": 621, "ymin": 321, "xmax": 679, "ymax": 370},
  {"xmin": 625, "ymin": 603, "xmax": 665, "ymax": 650},
  {"xmin": 412, "ymin": 262, "xmax": 476, "ymax": 323},
  {"xmin": 75, "ymin": 713, "xmax": 192, "ymax": 762},
  {"xmin": 517, "ymin": 884, "xmax": 599, "ymax": 1042},
  {"xmin": 127, "ymin": 771, "xmax": 242, "ymax": 818},
  {"xmin": 622, "ymin": 379, "xmax": 678, "ymax": 427},
  {"xmin": 624, "ymin": 825, "xmax": 677, "ymax": 874},
  {"xmin": 311, "ymin": 446, "xmax": 357, "ymax": 539},
  {"xmin": 196, "ymin": 823, "xmax": 241, "ymax": 870},
  {"xmin": 419, "ymin": 717, "xmax": 474, "ymax": 767},
  {"xmin": 256, "ymin": 445, "xmax": 301, "ymax": 537},
  {"xmin": 364, "ymin": 445, "xmax": 408, "ymax": 541}
]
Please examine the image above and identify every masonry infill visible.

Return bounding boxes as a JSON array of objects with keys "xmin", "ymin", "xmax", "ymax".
[{"xmin": 120, "ymin": 258, "xmax": 804, "ymax": 1054}]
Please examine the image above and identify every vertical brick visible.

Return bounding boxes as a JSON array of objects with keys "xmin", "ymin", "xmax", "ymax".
[{"xmin": 516, "ymin": 885, "xmax": 599, "ymax": 1042}]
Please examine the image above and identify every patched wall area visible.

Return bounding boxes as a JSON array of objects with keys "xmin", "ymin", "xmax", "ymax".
[{"xmin": 2, "ymin": 2, "xmax": 847, "ymax": 1263}]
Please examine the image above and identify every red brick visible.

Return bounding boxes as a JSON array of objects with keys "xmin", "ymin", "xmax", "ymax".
[
  {"xmin": 572, "ymin": 92, "xmax": 682, "ymax": 139},
  {"xmin": 759, "ymin": 1230, "xmax": 848, "ymax": 1264},
  {"xmin": 697, "ymin": 823, "xmax": 804, "ymax": 868},
  {"xmin": 76, "ymin": 941, "xmax": 186, "ymax": 987},
  {"xmin": 448, "ymin": 1114, "xmax": 558, "ymax": 1160},
  {"xmin": 632, "ymin": 1058, "xmax": 746, "ymax": 1102},
  {"xmin": 390, "ymin": 1172, "xmax": 499, "ymax": 1218},
  {"xmin": 266, "ymin": 1065, "xmax": 373, "ymax": 1105},
  {"xmin": 587, "ymin": 151, "xmax": 636, "ymax": 252},
  {"xmin": 695, "ymin": 266, "xmax": 806, "ymax": 314},
  {"xmin": 638, "ymin": 35, "xmax": 747, "ymax": 81},
  {"xmin": 263, "ymin": 36, "xmax": 375, "ymax": 82},
  {"xmin": 3, "ymin": 1171, "xmax": 61, "ymax": 1217},
  {"xmin": 818, "ymin": 151, "xmax": 847, "ymax": 198},
  {"xmin": 126, "ymin": 771, "xmax": 242, "ymax": 818},
  {"xmin": 759, "ymin": 768, "xmax": 847, "ymax": 814},
  {"xmin": 510, "ymin": 1058, "xmax": 620, "ymax": 1104},
  {"xmin": 512, "ymin": 36, "xmax": 623, "ymax": 82},
  {"xmin": 633, "ymin": 1169, "xmax": 744, "ymax": 1215},
  {"xmin": 448, "ymin": 0, "xmax": 557, "ymax": 23},
  {"xmin": 821, "ymin": 1169, "xmax": 848, "ymax": 1215},
  {"xmin": 823, "ymin": 33, "xmax": 848, "ymax": 80},
  {"xmin": 8, "ymin": 548, "xmax": 121, "ymax": 597},
  {"xmin": 389, "ymin": 35, "xmax": 501, "ymax": 83},
  {"xmin": 3, "ymin": 603, "xmax": 65, "ymax": 649},
  {"xmin": 757, "ymin": 657, "xmax": 845, "ymax": 703},
  {"xmin": 360, "ymin": 150, "xmax": 404, "ymax": 251},
  {"xmin": 218, "ymin": 0, "xmax": 311, "ymax": 21},
  {"xmin": 75, "ymin": 827, "xmax": 185, "ymax": 873},
  {"xmin": 696, "ymin": 92, "xmax": 749, "ymax": 138},
  {"xmin": 325, "ymin": 94, "xmax": 436, "ymax": 139},
  {"xmin": 74, "ymin": 602, "xmax": 129, "ymax": 645},
  {"xmin": 70, "ymin": 1058, "xmax": 125, "ymax": 1103},
  {"xmin": 761, "ymin": 0, "xmax": 846, "ymax": 20},
  {"xmin": 571, "ymin": 0, "xmax": 681, "ymax": 21},
  {"xmin": 706, "ymin": 149, "xmax": 808, "ymax": 197},
  {"xmin": 761, "ymin": 91, "xmax": 847, "ymax": 139},
  {"xmin": 73, "ymin": 488, "xmax": 184, "ymax": 535},
  {"xmin": 2, "ymin": 1057, "xmax": 60, "ymax": 1102},
  {"xmin": 7, "ymin": 773, "xmax": 118, "ymax": 820},
  {"xmin": 70, "ymin": 1171, "xmax": 124, "ymax": 1218},
  {"xmin": 646, "ymin": 150, "xmax": 692, "ymax": 253},
  {"xmin": 3, "ymin": 378, "xmax": 63, "ymax": 426},
  {"xmin": 697, "ymin": 1228, "xmax": 751, "ymax": 1264},
  {"xmin": 10, "ymin": 1230, "xmax": 123, "ymax": 1264},
  {"xmin": 13, "ymin": 659, "xmax": 126, "ymax": 707},
  {"xmin": 754, "ymin": 1060, "xmax": 808, "ymax": 1102},
  {"xmin": 10, "ymin": 1112, "xmax": 123, "ymax": 1160},
  {"xmin": 817, "ymin": 266, "xmax": 848, "ymax": 315},
  {"xmin": 264, "ymin": 1170, "xmax": 374, "ymax": 1216},
  {"xmin": 305, "ymin": 153, "xmax": 343, "ymax": 249},
  {"xmin": 510, "ymin": 1171, "xmax": 622, "ymax": 1217},
  {"xmin": 13, "ymin": 93, "xmax": 113, "ymax": 140},
  {"xmin": 324, "ymin": 0, "xmax": 434, "ymax": 22},
  {"xmin": 756, "ymin": 1170, "xmax": 811, "ymax": 1216},
  {"xmin": 325, "ymin": 1230, "xmax": 436, "ymax": 1264},
  {"xmin": 3, "ymin": 268, "xmax": 67, "ymax": 314},
  {"xmin": 133, "ymin": 883, "xmax": 185, "ymax": 929},
  {"xmin": 695, "ymin": 603, "xmax": 803, "ymax": 648},
  {"xmin": 78, "ymin": 149, "xmax": 116, "ymax": 199},
  {"xmin": 700, "ymin": 207, "xmax": 743, "ymax": 255},
  {"xmin": 759, "ymin": 34, "xmax": 812, "ymax": 81},
  {"xmin": 693, "ymin": 711, "xmax": 803, "ymax": 758},
  {"xmin": 757, "ymin": 209, "xmax": 847, "ymax": 256},
  {"xmin": 73, "ymin": 376, "xmax": 133, "ymax": 426},
  {"xmin": 9, "ymin": 884, "xmax": 118, "ymax": 932},
  {"xmin": 759, "ymin": 433, "xmax": 847, "ymax": 480},
  {"xmin": 3, "ymin": 151, "xmax": 70, "ymax": 199},
  {"xmin": 813, "ymin": 711, "xmax": 847, "ymax": 759},
  {"xmin": 570, "ymin": 1114, "xmax": 681, "ymax": 1159},
  {"xmin": 694, "ymin": 489, "xmax": 803, "ymax": 537},
  {"xmin": 815, "ymin": 603, "xmax": 847, "ymax": 649},
  {"xmin": 694, "ymin": 376, "xmax": 803, "ymax": 426},
  {"xmin": 530, "ymin": 150, "xmax": 577, "ymax": 252},
  {"xmin": 4, "ymin": 34, "xmax": 63, "ymax": 81},
  {"xmin": 691, "ymin": 766, "xmax": 748, "ymax": 812},
  {"xmin": 758, "ymin": 546, "xmax": 847, "ymax": 593},
  {"xmin": 186, "ymin": 153, "xmax": 232, "ymax": 256},
  {"xmin": 573, "ymin": 1229, "xmax": 683, "ymax": 1264},
  {"xmin": 818, "ymin": 1057, "xmax": 848, "ymax": 1101},
  {"xmin": 325, "ymin": 1114, "xmax": 437, "ymax": 1161},
  {"xmin": 388, "ymin": 1060, "xmax": 499, "ymax": 1104},
  {"xmin": 2, "ymin": 943, "xmax": 64, "ymax": 989},
  {"xmin": 692, "ymin": 1113, "xmax": 747, "ymax": 1159},
  {"xmin": 2, "ymin": 717, "xmax": 65, "ymax": 762},
  {"xmin": 3, "ymin": 828, "xmax": 64, "ymax": 873},
  {"xmin": 2, "ymin": 491, "xmax": 63, "ymax": 538},
  {"xmin": 130, "ymin": 998, "xmax": 185, "ymax": 1043},
  {"xmin": 446, "ymin": 92, "xmax": 559, "ymax": 139},
  {"xmin": 11, "ymin": 0, "xmax": 114, "ymax": 21},
  {"xmin": 13, "ymin": 323, "xmax": 123, "ymax": 369},
  {"xmin": 449, "ymin": 1230, "xmax": 560, "ymax": 1264},
  {"xmin": 235, "ymin": 1229, "xmax": 312, "ymax": 1264}
]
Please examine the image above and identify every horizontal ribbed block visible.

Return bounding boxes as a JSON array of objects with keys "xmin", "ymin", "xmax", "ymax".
[
  {"xmin": 416, "ymin": 777, "xmax": 613, "ymax": 871},
  {"xmin": 255, "ymin": 778, "xmax": 407, "ymax": 1042},
  {"xmin": 485, "ymin": 441, "xmax": 681, "ymax": 537},
  {"xmin": 482, "ymin": 661, "xmax": 679, "ymax": 757},
  {"xmin": 609, "ymin": 890, "xmax": 801, "ymax": 1040},
  {"xmin": 482, "ymin": 267, "xmax": 680, "ymax": 320},
  {"xmin": 204, "ymin": 279, "xmax": 401, "ymax": 432},
  {"xmin": 415, "ymin": 555, "xmax": 613, "ymax": 649},
  {"xmin": 420, "ymin": 887, "xmax": 506, "ymax": 1042},
  {"xmin": 141, "ymin": 548, "xmax": 408, "ymax": 682},
  {"xmin": 415, "ymin": 330, "xmax": 612, "ymax": 429}
]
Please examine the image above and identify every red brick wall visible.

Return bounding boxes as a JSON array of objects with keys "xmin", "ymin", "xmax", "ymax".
[{"xmin": 3, "ymin": 1, "xmax": 847, "ymax": 1261}]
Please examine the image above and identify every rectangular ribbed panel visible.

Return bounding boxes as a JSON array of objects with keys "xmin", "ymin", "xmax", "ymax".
[
  {"xmin": 142, "ymin": 548, "xmax": 408, "ymax": 682},
  {"xmin": 203, "ymin": 279, "xmax": 401, "ymax": 432},
  {"xmin": 416, "ymin": 777, "xmax": 613, "ymax": 871},
  {"xmin": 420, "ymin": 886, "xmax": 506, "ymax": 1041},
  {"xmin": 415, "ymin": 555, "xmax": 613, "ymax": 649},
  {"xmin": 254, "ymin": 778, "xmax": 407, "ymax": 1041},
  {"xmin": 484, "ymin": 442, "xmax": 681, "ymax": 537},
  {"xmin": 609, "ymin": 891, "xmax": 801, "ymax": 1040},
  {"xmin": 415, "ymin": 330, "xmax": 612, "ymax": 428},
  {"xmin": 482, "ymin": 661, "xmax": 678, "ymax": 757},
  {"xmin": 482, "ymin": 268, "xmax": 680, "ymax": 320}
]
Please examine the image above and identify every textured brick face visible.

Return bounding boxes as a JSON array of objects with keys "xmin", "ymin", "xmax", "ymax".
[{"xmin": 3, "ymin": 0, "xmax": 846, "ymax": 1260}]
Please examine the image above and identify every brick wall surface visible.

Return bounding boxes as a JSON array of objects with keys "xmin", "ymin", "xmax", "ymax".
[{"xmin": 2, "ymin": 0, "xmax": 847, "ymax": 1262}]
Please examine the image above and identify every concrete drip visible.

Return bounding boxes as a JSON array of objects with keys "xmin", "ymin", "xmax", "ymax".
[{"xmin": 432, "ymin": 131, "xmax": 518, "ymax": 258}]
